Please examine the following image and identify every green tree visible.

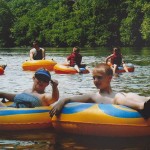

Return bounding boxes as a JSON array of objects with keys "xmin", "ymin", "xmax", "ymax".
[
  {"xmin": 120, "ymin": 0, "xmax": 144, "ymax": 46},
  {"xmin": 0, "ymin": 0, "xmax": 13, "ymax": 47},
  {"xmin": 5, "ymin": 0, "xmax": 150, "ymax": 47},
  {"xmin": 141, "ymin": 2, "xmax": 150, "ymax": 45}
]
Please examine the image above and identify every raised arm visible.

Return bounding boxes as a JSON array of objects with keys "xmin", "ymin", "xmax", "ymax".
[
  {"xmin": 0, "ymin": 92, "xmax": 16, "ymax": 101},
  {"xmin": 42, "ymin": 79, "xmax": 59, "ymax": 106},
  {"xmin": 51, "ymin": 79, "xmax": 59, "ymax": 102},
  {"xmin": 41, "ymin": 48, "xmax": 45, "ymax": 60}
]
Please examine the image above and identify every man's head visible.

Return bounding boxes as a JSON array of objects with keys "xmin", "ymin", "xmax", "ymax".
[
  {"xmin": 33, "ymin": 40, "xmax": 39, "ymax": 48},
  {"xmin": 73, "ymin": 46, "xmax": 80, "ymax": 53},
  {"xmin": 34, "ymin": 68, "xmax": 51, "ymax": 83},
  {"xmin": 93, "ymin": 63, "xmax": 113, "ymax": 76},
  {"xmin": 113, "ymin": 47, "xmax": 121, "ymax": 55},
  {"xmin": 92, "ymin": 63, "xmax": 113, "ymax": 90}
]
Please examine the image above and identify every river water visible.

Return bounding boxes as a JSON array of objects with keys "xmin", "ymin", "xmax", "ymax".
[{"xmin": 0, "ymin": 47, "xmax": 150, "ymax": 149}]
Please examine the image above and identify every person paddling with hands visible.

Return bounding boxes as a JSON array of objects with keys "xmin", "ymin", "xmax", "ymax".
[
  {"xmin": 0, "ymin": 69, "xmax": 59, "ymax": 108},
  {"xmin": 50, "ymin": 63, "xmax": 150, "ymax": 119}
]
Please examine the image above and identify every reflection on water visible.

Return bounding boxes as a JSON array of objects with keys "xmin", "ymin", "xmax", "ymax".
[
  {"xmin": 0, "ymin": 47, "xmax": 150, "ymax": 149},
  {"xmin": 0, "ymin": 129, "xmax": 150, "ymax": 150}
]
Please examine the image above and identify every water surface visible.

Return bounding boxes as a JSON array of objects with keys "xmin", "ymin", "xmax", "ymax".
[{"xmin": 0, "ymin": 47, "xmax": 150, "ymax": 149}]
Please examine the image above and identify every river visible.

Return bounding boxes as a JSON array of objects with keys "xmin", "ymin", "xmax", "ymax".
[{"xmin": 0, "ymin": 47, "xmax": 150, "ymax": 149}]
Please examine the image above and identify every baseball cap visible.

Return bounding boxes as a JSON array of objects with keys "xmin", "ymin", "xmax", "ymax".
[{"xmin": 35, "ymin": 69, "xmax": 51, "ymax": 83}]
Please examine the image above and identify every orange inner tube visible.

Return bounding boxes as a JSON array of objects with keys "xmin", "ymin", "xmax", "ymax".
[
  {"xmin": 54, "ymin": 63, "xmax": 89, "ymax": 74},
  {"xmin": 22, "ymin": 60, "xmax": 57, "ymax": 71},
  {"xmin": 107, "ymin": 62, "xmax": 134, "ymax": 73}
]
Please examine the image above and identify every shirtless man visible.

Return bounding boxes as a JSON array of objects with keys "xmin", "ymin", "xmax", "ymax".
[
  {"xmin": 50, "ymin": 63, "xmax": 150, "ymax": 119},
  {"xmin": 0, "ymin": 69, "xmax": 59, "ymax": 108}
]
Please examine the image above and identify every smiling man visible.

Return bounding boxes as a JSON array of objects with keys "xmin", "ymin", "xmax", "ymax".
[{"xmin": 0, "ymin": 69, "xmax": 59, "ymax": 108}]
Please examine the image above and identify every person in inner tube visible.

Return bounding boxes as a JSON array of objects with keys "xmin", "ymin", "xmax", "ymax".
[
  {"xmin": 105, "ymin": 47, "xmax": 129, "ymax": 75},
  {"xmin": 66, "ymin": 46, "xmax": 87, "ymax": 73},
  {"xmin": 50, "ymin": 63, "xmax": 150, "ymax": 119},
  {"xmin": 0, "ymin": 68, "xmax": 59, "ymax": 108},
  {"xmin": 30, "ymin": 40, "xmax": 45, "ymax": 60}
]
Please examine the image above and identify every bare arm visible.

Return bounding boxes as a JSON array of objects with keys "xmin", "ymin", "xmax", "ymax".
[
  {"xmin": 43, "ymin": 79, "xmax": 59, "ymax": 106},
  {"xmin": 114, "ymin": 92, "xmax": 150, "ymax": 110},
  {"xmin": 42, "ymin": 48, "xmax": 45, "ymax": 60},
  {"xmin": 65, "ymin": 54, "xmax": 71, "ymax": 64},
  {"xmin": 65, "ymin": 58, "xmax": 69, "ymax": 64},
  {"xmin": 51, "ymin": 79, "xmax": 59, "ymax": 102},
  {"xmin": 30, "ymin": 50, "xmax": 34, "ymax": 61},
  {"xmin": 105, "ymin": 54, "xmax": 112, "ymax": 64},
  {"xmin": 49, "ymin": 93, "xmax": 92, "ymax": 117},
  {"xmin": 0, "ymin": 92, "xmax": 16, "ymax": 101}
]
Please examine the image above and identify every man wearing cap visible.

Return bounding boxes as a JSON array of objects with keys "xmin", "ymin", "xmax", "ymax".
[{"xmin": 0, "ymin": 69, "xmax": 59, "ymax": 108}]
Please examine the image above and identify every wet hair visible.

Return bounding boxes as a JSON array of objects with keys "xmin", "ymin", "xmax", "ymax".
[
  {"xmin": 93, "ymin": 63, "xmax": 113, "ymax": 76},
  {"xmin": 33, "ymin": 40, "xmax": 39, "ymax": 46},
  {"xmin": 113, "ymin": 47, "xmax": 121, "ymax": 55},
  {"xmin": 73, "ymin": 46, "xmax": 80, "ymax": 53}
]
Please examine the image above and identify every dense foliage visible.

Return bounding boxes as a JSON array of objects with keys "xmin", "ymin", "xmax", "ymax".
[
  {"xmin": 1, "ymin": 0, "xmax": 150, "ymax": 47},
  {"xmin": 0, "ymin": 0, "xmax": 13, "ymax": 47}
]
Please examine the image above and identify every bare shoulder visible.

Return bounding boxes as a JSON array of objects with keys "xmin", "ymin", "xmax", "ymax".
[
  {"xmin": 40, "ymin": 47, "xmax": 45, "ymax": 51},
  {"xmin": 30, "ymin": 48, "xmax": 36, "ymax": 53},
  {"xmin": 106, "ymin": 54, "xmax": 113, "ymax": 59},
  {"xmin": 109, "ymin": 54, "xmax": 114, "ymax": 57}
]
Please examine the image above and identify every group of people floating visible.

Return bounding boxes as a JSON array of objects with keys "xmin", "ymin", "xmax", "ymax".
[
  {"xmin": 29, "ymin": 40, "xmax": 129, "ymax": 74},
  {"xmin": 29, "ymin": 40, "xmax": 86, "ymax": 73},
  {"xmin": 0, "ymin": 41, "xmax": 150, "ymax": 119}
]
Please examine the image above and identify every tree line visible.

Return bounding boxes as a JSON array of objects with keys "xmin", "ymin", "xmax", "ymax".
[{"xmin": 0, "ymin": 0, "xmax": 150, "ymax": 48}]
